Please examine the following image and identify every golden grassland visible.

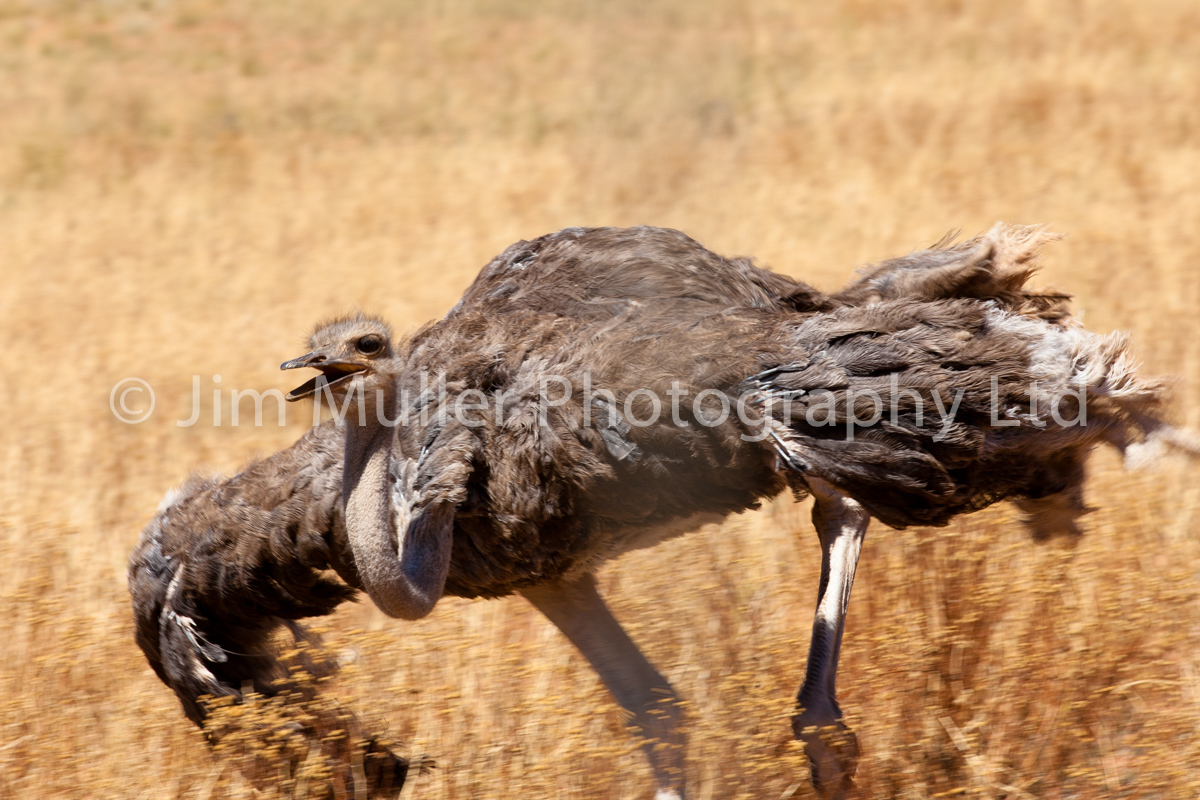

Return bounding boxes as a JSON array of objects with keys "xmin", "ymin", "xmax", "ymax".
[{"xmin": 2, "ymin": 0, "xmax": 1200, "ymax": 796}]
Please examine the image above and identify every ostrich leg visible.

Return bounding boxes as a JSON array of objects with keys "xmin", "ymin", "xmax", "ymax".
[
  {"xmin": 522, "ymin": 572, "xmax": 687, "ymax": 800},
  {"xmin": 793, "ymin": 478, "xmax": 870, "ymax": 800}
]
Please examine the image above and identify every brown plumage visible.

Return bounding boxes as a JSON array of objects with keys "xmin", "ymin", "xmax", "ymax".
[
  {"xmin": 129, "ymin": 421, "xmax": 355, "ymax": 724},
  {"xmin": 127, "ymin": 423, "xmax": 411, "ymax": 798},
  {"xmin": 333, "ymin": 225, "xmax": 1160, "ymax": 597},
  {"xmin": 131, "ymin": 224, "xmax": 1186, "ymax": 799}
]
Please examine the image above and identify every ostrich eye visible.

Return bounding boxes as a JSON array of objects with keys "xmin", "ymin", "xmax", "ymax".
[{"xmin": 356, "ymin": 336, "xmax": 383, "ymax": 355}]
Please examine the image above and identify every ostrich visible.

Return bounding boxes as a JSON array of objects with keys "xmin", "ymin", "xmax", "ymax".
[
  {"xmin": 277, "ymin": 226, "xmax": 1182, "ymax": 799},
  {"xmin": 127, "ymin": 420, "xmax": 413, "ymax": 797},
  {"xmin": 132, "ymin": 225, "xmax": 1189, "ymax": 799}
]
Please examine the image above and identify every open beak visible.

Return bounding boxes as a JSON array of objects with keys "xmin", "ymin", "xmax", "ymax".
[{"xmin": 281, "ymin": 352, "xmax": 367, "ymax": 402}]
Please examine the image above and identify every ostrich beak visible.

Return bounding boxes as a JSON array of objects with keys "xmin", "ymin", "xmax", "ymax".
[{"xmin": 281, "ymin": 352, "xmax": 367, "ymax": 402}]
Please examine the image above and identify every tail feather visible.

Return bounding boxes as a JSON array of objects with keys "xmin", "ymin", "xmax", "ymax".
[
  {"xmin": 1123, "ymin": 422, "xmax": 1200, "ymax": 469},
  {"xmin": 834, "ymin": 223, "xmax": 1073, "ymax": 324},
  {"xmin": 754, "ymin": 226, "xmax": 1191, "ymax": 537}
]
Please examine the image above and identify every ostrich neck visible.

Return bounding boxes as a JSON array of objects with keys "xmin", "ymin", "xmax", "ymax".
[
  {"xmin": 341, "ymin": 383, "xmax": 448, "ymax": 620},
  {"xmin": 342, "ymin": 410, "xmax": 394, "ymax": 560}
]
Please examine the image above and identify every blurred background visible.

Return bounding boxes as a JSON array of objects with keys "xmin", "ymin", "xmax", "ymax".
[{"xmin": 2, "ymin": 0, "xmax": 1199, "ymax": 797}]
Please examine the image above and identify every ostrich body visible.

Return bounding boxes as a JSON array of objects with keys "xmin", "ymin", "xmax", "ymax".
[
  {"xmin": 127, "ymin": 421, "xmax": 413, "ymax": 796},
  {"xmin": 133, "ymin": 225, "xmax": 1180, "ymax": 799},
  {"xmin": 130, "ymin": 421, "xmax": 355, "ymax": 725}
]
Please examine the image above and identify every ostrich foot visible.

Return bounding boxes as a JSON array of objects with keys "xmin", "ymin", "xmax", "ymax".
[
  {"xmin": 792, "ymin": 712, "xmax": 861, "ymax": 800},
  {"xmin": 360, "ymin": 738, "xmax": 429, "ymax": 798}
]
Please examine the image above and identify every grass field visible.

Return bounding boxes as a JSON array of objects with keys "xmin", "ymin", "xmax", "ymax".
[{"xmin": 3, "ymin": 0, "xmax": 1200, "ymax": 797}]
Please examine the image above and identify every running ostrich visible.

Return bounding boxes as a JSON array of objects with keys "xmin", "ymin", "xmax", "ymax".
[{"xmin": 132, "ymin": 225, "xmax": 1189, "ymax": 799}]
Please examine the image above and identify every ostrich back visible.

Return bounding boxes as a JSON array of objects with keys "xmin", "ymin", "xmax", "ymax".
[{"xmin": 129, "ymin": 421, "xmax": 359, "ymax": 723}]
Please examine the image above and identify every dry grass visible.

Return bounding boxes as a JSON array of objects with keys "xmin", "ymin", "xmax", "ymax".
[{"xmin": 2, "ymin": 0, "xmax": 1200, "ymax": 797}]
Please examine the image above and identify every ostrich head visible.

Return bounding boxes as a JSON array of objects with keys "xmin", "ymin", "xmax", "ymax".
[{"xmin": 281, "ymin": 314, "xmax": 395, "ymax": 403}]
